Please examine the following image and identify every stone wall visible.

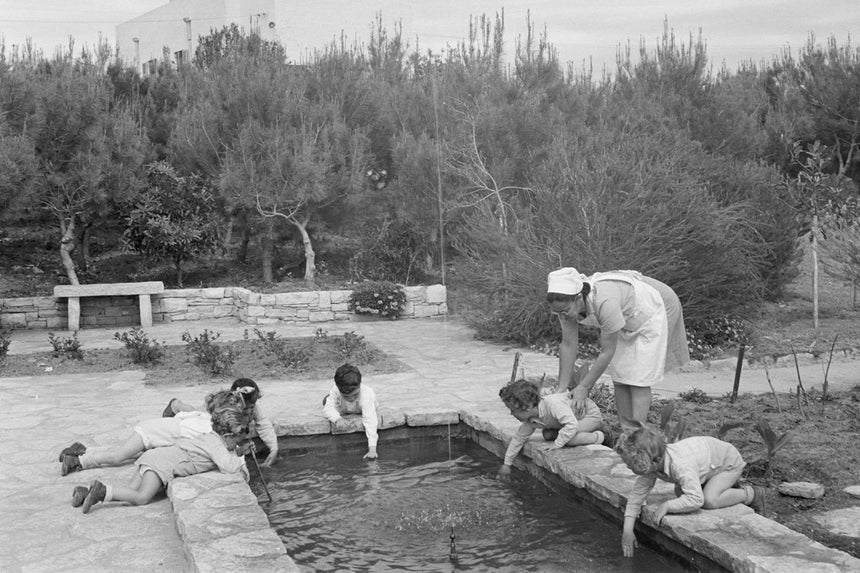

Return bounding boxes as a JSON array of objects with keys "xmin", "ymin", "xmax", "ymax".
[{"xmin": 0, "ymin": 284, "xmax": 448, "ymax": 330}]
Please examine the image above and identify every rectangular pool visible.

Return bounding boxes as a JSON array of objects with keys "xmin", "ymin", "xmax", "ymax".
[{"xmin": 251, "ymin": 428, "xmax": 689, "ymax": 573}]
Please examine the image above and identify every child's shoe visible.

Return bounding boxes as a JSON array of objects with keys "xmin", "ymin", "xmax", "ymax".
[
  {"xmin": 541, "ymin": 428, "xmax": 559, "ymax": 441},
  {"xmin": 81, "ymin": 480, "xmax": 106, "ymax": 514},
  {"xmin": 61, "ymin": 454, "xmax": 82, "ymax": 476},
  {"xmin": 58, "ymin": 442, "xmax": 86, "ymax": 462},
  {"xmin": 71, "ymin": 486, "xmax": 88, "ymax": 508},
  {"xmin": 162, "ymin": 398, "xmax": 177, "ymax": 417}
]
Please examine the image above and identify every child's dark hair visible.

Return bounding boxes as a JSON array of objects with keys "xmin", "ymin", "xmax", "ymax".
[
  {"xmin": 499, "ymin": 379, "xmax": 541, "ymax": 411},
  {"xmin": 334, "ymin": 363, "xmax": 362, "ymax": 393},
  {"xmin": 614, "ymin": 424, "xmax": 667, "ymax": 475},
  {"xmin": 231, "ymin": 378, "xmax": 261, "ymax": 405}
]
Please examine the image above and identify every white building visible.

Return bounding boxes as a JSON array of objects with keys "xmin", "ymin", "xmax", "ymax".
[{"xmin": 115, "ymin": 0, "xmax": 541, "ymax": 75}]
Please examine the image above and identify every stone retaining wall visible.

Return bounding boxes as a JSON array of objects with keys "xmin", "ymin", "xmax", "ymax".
[{"xmin": 0, "ymin": 284, "xmax": 447, "ymax": 330}]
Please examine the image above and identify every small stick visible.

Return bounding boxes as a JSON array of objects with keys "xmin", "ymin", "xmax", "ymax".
[
  {"xmin": 822, "ymin": 333, "xmax": 839, "ymax": 404},
  {"xmin": 510, "ymin": 352, "xmax": 521, "ymax": 384},
  {"xmin": 730, "ymin": 345, "xmax": 746, "ymax": 403},
  {"xmin": 790, "ymin": 344, "xmax": 807, "ymax": 399},
  {"xmin": 763, "ymin": 362, "xmax": 781, "ymax": 413},
  {"xmin": 250, "ymin": 446, "xmax": 273, "ymax": 503}
]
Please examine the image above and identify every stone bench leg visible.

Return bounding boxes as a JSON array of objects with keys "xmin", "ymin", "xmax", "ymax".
[
  {"xmin": 67, "ymin": 297, "xmax": 81, "ymax": 331},
  {"xmin": 138, "ymin": 294, "xmax": 153, "ymax": 328}
]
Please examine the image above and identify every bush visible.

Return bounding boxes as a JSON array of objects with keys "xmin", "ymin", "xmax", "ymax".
[
  {"xmin": 678, "ymin": 387, "xmax": 713, "ymax": 404},
  {"xmin": 252, "ymin": 328, "xmax": 310, "ymax": 371},
  {"xmin": 332, "ymin": 331, "xmax": 377, "ymax": 362},
  {"xmin": 687, "ymin": 315, "xmax": 750, "ymax": 360},
  {"xmin": 47, "ymin": 332, "xmax": 84, "ymax": 360},
  {"xmin": 114, "ymin": 327, "xmax": 165, "ymax": 365},
  {"xmin": 349, "ymin": 219, "xmax": 433, "ymax": 284},
  {"xmin": 181, "ymin": 329, "xmax": 235, "ymax": 376},
  {"xmin": 0, "ymin": 329, "xmax": 10, "ymax": 358},
  {"xmin": 348, "ymin": 281, "xmax": 406, "ymax": 319}
]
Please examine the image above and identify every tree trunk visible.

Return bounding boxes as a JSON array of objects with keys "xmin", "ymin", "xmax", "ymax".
[
  {"xmin": 238, "ymin": 223, "xmax": 252, "ymax": 263},
  {"xmin": 75, "ymin": 222, "xmax": 91, "ymax": 272},
  {"xmin": 59, "ymin": 218, "xmax": 80, "ymax": 285},
  {"xmin": 175, "ymin": 258, "xmax": 184, "ymax": 288},
  {"xmin": 222, "ymin": 214, "xmax": 234, "ymax": 251},
  {"xmin": 293, "ymin": 217, "xmax": 316, "ymax": 288},
  {"xmin": 260, "ymin": 224, "xmax": 274, "ymax": 283}
]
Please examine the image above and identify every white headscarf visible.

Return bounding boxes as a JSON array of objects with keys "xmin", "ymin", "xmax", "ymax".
[{"xmin": 547, "ymin": 267, "xmax": 587, "ymax": 295}]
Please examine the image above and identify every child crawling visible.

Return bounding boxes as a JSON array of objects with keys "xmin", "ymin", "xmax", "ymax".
[
  {"xmin": 498, "ymin": 378, "xmax": 605, "ymax": 479},
  {"xmin": 71, "ymin": 390, "xmax": 252, "ymax": 513},
  {"xmin": 615, "ymin": 422, "xmax": 766, "ymax": 557}
]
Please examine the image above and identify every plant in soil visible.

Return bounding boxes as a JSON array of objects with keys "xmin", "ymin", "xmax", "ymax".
[{"xmin": 114, "ymin": 327, "xmax": 166, "ymax": 365}]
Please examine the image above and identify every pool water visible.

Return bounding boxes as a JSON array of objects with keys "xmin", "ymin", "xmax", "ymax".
[{"xmin": 254, "ymin": 433, "xmax": 688, "ymax": 573}]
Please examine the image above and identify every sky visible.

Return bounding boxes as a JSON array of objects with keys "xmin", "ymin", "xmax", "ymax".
[{"xmin": 0, "ymin": 0, "xmax": 857, "ymax": 74}]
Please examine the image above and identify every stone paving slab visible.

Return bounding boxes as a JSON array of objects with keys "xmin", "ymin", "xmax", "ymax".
[{"xmin": 2, "ymin": 316, "xmax": 860, "ymax": 572}]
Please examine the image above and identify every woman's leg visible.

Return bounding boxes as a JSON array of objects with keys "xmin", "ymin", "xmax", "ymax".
[
  {"xmin": 701, "ymin": 468, "xmax": 746, "ymax": 509},
  {"xmin": 629, "ymin": 386, "xmax": 652, "ymax": 423},
  {"xmin": 111, "ymin": 470, "xmax": 164, "ymax": 506},
  {"xmin": 80, "ymin": 433, "xmax": 146, "ymax": 469},
  {"xmin": 613, "ymin": 383, "xmax": 635, "ymax": 421}
]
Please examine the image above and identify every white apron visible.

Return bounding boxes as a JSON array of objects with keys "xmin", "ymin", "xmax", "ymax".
[{"xmin": 580, "ymin": 271, "xmax": 668, "ymax": 387}]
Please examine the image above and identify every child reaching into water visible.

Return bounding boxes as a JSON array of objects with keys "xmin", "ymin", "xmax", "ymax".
[
  {"xmin": 615, "ymin": 422, "xmax": 766, "ymax": 557},
  {"xmin": 162, "ymin": 378, "xmax": 279, "ymax": 467},
  {"xmin": 59, "ymin": 390, "xmax": 243, "ymax": 476},
  {"xmin": 498, "ymin": 379, "xmax": 605, "ymax": 479},
  {"xmin": 322, "ymin": 363, "xmax": 379, "ymax": 460},
  {"xmin": 71, "ymin": 393, "xmax": 252, "ymax": 513}
]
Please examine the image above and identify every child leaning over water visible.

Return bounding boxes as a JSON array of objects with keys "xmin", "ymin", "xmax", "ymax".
[
  {"xmin": 162, "ymin": 378, "xmax": 279, "ymax": 467},
  {"xmin": 615, "ymin": 422, "xmax": 767, "ymax": 557},
  {"xmin": 71, "ymin": 392, "xmax": 252, "ymax": 514},
  {"xmin": 58, "ymin": 390, "xmax": 240, "ymax": 476},
  {"xmin": 498, "ymin": 378, "xmax": 605, "ymax": 479},
  {"xmin": 322, "ymin": 363, "xmax": 379, "ymax": 460}
]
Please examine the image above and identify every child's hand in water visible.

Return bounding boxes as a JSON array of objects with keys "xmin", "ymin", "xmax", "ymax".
[
  {"xmin": 363, "ymin": 447, "xmax": 378, "ymax": 460},
  {"xmin": 621, "ymin": 530, "xmax": 638, "ymax": 557},
  {"xmin": 497, "ymin": 464, "xmax": 512, "ymax": 481}
]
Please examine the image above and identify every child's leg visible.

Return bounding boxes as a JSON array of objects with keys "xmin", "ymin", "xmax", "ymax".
[
  {"xmin": 562, "ymin": 400, "xmax": 605, "ymax": 446},
  {"xmin": 111, "ymin": 470, "xmax": 164, "ymax": 506},
  {"xmin": 80, "ymin": 433, "xmax": 146, "ymax": 469},
  {"xmin": 701, "ymin": 468, "xmax": 746, "ymax": 509}
]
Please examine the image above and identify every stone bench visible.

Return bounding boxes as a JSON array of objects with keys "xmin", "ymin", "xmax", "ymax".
[{"xmin": 53, "ymin": 282, "xmax": 165, "ymax": 331}]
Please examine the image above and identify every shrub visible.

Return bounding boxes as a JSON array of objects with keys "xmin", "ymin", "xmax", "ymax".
[
  {"xmin": 181, "ymin": 329, "xmax": 234, "ymax": 376},
  {"xmin": 47, "ymin": 332, "xmax": 84, "ymax": 360},
  {"xmin": 0, "ymin": 329, "xmax": 11, "ymax": 358},
  {"xmin": 253, "ymin": 328, "xmax": 310, "ymax": 371},
  {"xmin": 686, "ymin": 315, "xmax": 749, "ymax": 360},
  {"xmin": 349, "ymin": 219, "xmax": 433, "ymax": 284},
  {"xmin": 114, "ymin": 327, "xmax": 165, "ymax": 365},
  {"xmin": 348, "ymin": 281, "xmax": 406, "ymax": 319},
  {"xmin": 678, "ymin": 387, "xmax": 713, "ymax": 404},
  {"xmin": 333, "ymin": 331, "xmax": 377, "ymax": 362}
]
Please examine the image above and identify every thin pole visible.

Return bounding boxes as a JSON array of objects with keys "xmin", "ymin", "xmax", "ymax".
[
  {"xmin": 251, "ymin": 448, "xmax": 273, "ymax": 503},
  {"xmin": 432, "ymin": 71, "xmax": 446, "ymax": 285},
  {"xmin": 730, "ymin": 345, "xmax": 746, "ymax": 403}
]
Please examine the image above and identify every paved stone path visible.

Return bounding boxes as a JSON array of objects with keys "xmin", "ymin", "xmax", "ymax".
[{"xmin": 2, "ymin": 317, "xmax": 859, "ymax": 572}]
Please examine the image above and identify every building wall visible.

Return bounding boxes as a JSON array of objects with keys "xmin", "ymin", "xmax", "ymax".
[{"xmin": 0, "ymin": 285, "xmax": 447, "ymax": 330}]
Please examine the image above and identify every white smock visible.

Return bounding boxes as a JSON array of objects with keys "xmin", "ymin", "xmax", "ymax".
[{"xmin": 579, "ymin": 271, "xmax": 668, "ymax": 387}]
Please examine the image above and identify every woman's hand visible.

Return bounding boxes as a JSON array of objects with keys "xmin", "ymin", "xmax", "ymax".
[{"xmin": 570, "ymin": 385, "xmax": 590, "ymax": 417}]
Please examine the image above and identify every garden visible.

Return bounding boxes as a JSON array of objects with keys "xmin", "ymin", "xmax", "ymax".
[{"xmin": 2, "ymin": 15, "xmax": 860, "ymax": 565}]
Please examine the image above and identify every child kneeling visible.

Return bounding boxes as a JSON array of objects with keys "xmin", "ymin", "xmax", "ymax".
[
  {"xmin": 615, "ymin": 422, "xmax": 766, "ymax": 557},
  {"xmin": 498, "ymin": 379, "xmax": 605, "ymax": 478},
  {"xmin": 72, "ymin": 391, "xmax": 252, "ymax": 514}
]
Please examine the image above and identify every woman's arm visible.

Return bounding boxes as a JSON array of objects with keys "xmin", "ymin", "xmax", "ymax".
[
  {"xmin": 556, "ymin": 315, "xmax": 579, "ymax": 393},
  {"xmin": 570, "ymin": 330, "xmax": 617, "ymax": 414}
]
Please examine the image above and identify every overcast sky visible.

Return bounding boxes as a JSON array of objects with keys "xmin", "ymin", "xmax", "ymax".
[{"xmin": 1, "ymin": 1, "xmax": 856, "ymax": 73}]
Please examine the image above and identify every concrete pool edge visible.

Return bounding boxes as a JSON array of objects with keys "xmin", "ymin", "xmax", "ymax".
[{"xmin": 167, "ymin": 408, "xmax": 860, "ymax": 573}]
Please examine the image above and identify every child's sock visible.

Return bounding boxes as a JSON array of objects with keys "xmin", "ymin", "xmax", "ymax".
[
  {"xmin": 742, "ymin": 484, "xmax": 754, "ymax": 504},
  {"xmin": 104, "ymin": 483, "xmax": 114, "ymax": 503},
  {"xmin": 79, "ymin": 452, "xmax": 95, "ymax": 469},
  {"xmin": 593, "ymin": 431, "xmax": 605, "ymax": 445}
]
